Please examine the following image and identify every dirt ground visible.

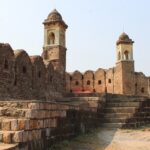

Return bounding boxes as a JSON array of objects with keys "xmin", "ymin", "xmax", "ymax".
[{"xmin": 50, "ymin": 127, "xmax": 150, "ymax": 150}]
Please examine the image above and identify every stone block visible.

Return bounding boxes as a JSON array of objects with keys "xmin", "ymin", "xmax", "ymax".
[
  {"xmin": 44, "ymin": 119, "xmax": 49, "ymax": 128},
  {"xmin": 50, "ymin": 104, "xmax": 57, "ymax": 110},
  {"xmin": 50, "ymin": 119, "xmax": 57, "ymax": 128},
  {"xmin": 29, "ymin": 120, "xmax": 38, "ymax": 129},
  {"xmin": 2, "ymin": 119, "xmax": 11, "ymax": 131},
  {"xmin": 39, "ymin": 103, "xmax": 44, "ymax": 109},
  {"xmin": 60, "ymin": 111, "xmax": 66, "ymax": 117},
  {"xmin": 28, "ymin": 131, "xmax": 33, "ymax": 141},
  {"xmin": 50, "ymin": 111, "xmax": 59, "ymax": 118},
  {"xmin": 46, "ymin": 128, "xmax": 50, "ymax": 137},
  {"xmin": 22, "ymin": 131, "xmax": 28, "ymax": 142},
  {"xmin": 11, "ymin": 119, "xmax": 18, "ymax": 131},
  {"xmin": 3, "ymin": 132, "xmax": 13, "ymax": 144},
  {"xmin": 13, "ymin": 131, "xmax": 23, "ymax": 143},
  {"xmin": 25, "ymin": 110, "xmax": 37, "ymax": 119},
  {"xmin": 28, "ymin": 103, "xmax": 40, "ymax": 109},
  {"xmin": 36, "ymin": 130, "xmax": 41, "ymax": 140},
  {"xmin": 18, "ymin": 119, "xmax": 30, "ymax": 130},
  {"xmin": 37, "ymin": 120, "xmax": 44, "ymax": 129}
]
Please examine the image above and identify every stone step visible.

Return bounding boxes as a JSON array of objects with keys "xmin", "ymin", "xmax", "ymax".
[
  {"xmin": 106, "ymin": 98, "xmax": 145, "ymax": 102},
  {"xmin": 101, "ymin": 111, "xmax": 150, "ymax": 118},
  {"xmin": 101, "ymin": 117, "xmax": 150, "ymax": 123},
  {"xmin": 104, "ymin": 107, "xmax": 138, "ymax": 113},
  {"xmin": 106, "ymin": 102, "xmax": 141, "ymax": 107},
  {"xmin": 0, "ymin": 143, "xmax": 18, "ymax": 150},
  {"xmin": 100, "ymin": 122, "xmax": 145, "ymax": 128},
  {"xmin": 99, "ymin": 112, "xmax": 133, "ymax": 118},
  {"xmin": 57, "ymin": 97, "xmax": 101, "ymax": 102}
]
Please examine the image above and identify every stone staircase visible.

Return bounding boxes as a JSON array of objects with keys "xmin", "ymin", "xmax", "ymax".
[{"xmin": 100, "ymin": 94, "xmax": 150, "ymax": 128}]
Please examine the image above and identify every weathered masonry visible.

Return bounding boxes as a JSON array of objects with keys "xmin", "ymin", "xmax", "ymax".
[{"xmin": 0, "ymin": 9, "xmax": 150, "ymax": 150}]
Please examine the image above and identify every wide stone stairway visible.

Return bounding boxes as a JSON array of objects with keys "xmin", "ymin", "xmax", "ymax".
[{"xmin": 100, "ymin": 94, "xmax": 150, "ymax": 128}]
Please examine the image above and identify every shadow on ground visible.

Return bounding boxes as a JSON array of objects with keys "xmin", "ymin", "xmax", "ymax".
[{"xmin": 49, "ymin": 128, "xmax": 118, "ymax": 150}]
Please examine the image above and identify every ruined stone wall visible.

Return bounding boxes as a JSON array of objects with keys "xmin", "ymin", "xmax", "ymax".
[
  {"xmin": 0, "ymin": 43, "xmax": 64, "ymax": 101},
  {"xmin": 0, "ymin": 96, "xmax": 105, "ymax": 149},
  {"xmin": 66, "ymin": 65, "xmax": 149, "ymax": 97},
  {"xmin": 134, "ymin": 72, "xmax": 149, "ymax": 96},
  {"xmin": 106, "ymin": 68, "xmax": 114, "ymax": 93},
  {"xmin": 0, "ymin": 44, "xmax": 15, "ymax": 99}
]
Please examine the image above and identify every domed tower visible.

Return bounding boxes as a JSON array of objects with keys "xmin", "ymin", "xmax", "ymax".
[
  {"xmin": 42, "ymin": 9, "xmax": 68, "ymax": 74},
  {"xmin": 114, "ymin": 32, "xmax": 135, "ymax": 95},
  {"xmin": 116, "ymin": 32, "xmax": 134, "ymax": 62}
]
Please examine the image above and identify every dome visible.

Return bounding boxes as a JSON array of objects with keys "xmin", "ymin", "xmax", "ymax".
[
  {"xmin": 116, "ymin": 32, "xmax": 134, "ymax": 45},
  {"xmin": 43, "ymin": 9, "xmax": 68, "ymax": 28},
  {"xmin": 47, "ymin": 9, "xmax": 62, "ymax": 22}
]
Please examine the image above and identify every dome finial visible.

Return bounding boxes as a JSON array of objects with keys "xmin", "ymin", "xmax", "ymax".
[{"xmin": 116, "ymin": 32, "xmax": 134, "ymax": 45}]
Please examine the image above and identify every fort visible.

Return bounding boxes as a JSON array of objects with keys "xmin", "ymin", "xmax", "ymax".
[{"xmin": 0, "ymin": 9, "xmax": 149, "ymax": 150}]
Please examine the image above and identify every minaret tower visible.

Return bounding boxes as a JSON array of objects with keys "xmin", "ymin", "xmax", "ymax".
[
  {"xmin": 116, "ymin": 32, "xmax": 134, "ymax": 62},
  {"xmin": 42, "ymin": 9, "xmax": 68, "ymax": 74},
  {"xmin": 115, "ymin": 32, "xmax": 135, "ymax": 95}
]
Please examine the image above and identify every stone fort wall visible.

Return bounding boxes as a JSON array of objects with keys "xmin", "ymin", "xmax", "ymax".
[
  {"xmin": 66, "ymin": 67, "xmax": 150, "ymax": 97},
  {"xmin": 0, "ymin": 43, "xmax": 64, "ymax": 101}
]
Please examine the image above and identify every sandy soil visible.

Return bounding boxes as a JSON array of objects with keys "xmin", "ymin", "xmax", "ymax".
[{"xmin": 50, "ymin": 127, "xmax": 150, "ymax": 150}]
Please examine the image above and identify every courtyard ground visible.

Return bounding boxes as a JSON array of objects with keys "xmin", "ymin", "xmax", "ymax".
[{"xmin": 50, "ymin": 126, "xmax": 150, "ymax": 150}]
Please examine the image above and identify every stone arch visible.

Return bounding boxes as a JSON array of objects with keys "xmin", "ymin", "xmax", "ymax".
[
  {"xmin": 48, "ymin": 32, "xmax": 55, "ymax": 45},
  {"xmin": 44, "ymin": 61, "xmax": 55, "ymax": 99},
  {"xmin": 30, "ymin": 56, "xmax": 46, "ymax": 100},
  {"xmin": 83, "ymin": 70, "xmax": 94, "ymax": 93},
  {"xmin": 0, "ymin": 43, "xmax": 15, "ymax": 98},
  {"xmin": 71, "ymin": 70, "xmax": 83, "ymax": 93},
  {"xmin": 94, "ymin": 68, "xmax": 106, "ymax": 93},
  {"xmin": 124, "ymin": 50, "xmax": 129, "ymax": 60},
  {"xmin": 118, "ymin": 51, "xmax": 121, "ymax": 61},
  {"xmin": 14, "ymin": 50, "xmax": 32, "ymax": 99}
]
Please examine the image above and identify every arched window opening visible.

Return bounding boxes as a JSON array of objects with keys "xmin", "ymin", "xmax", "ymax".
[
  {"xmin": 98, "ymin": 80, "xmax": 102, "ymax": 85},
  {"xmin": 124, "ymin": 50, "xmax": 129, "ymax": 60},
  {"xmin": 70, "ymin": 76, "xmax": 72, "ymax": 81},
  {"xmin": 4, "ymin": 59, "xmax": 9, "ymax": 69},
  {"xmin": 22, "ymin": 66, "xmax": 27, "ymax": 74},
  {"xmin": 108, "ymin": 79, "xmax": 111, "ymax": 83},
  {"xmin": 48, "ymin": 32, "xmax": 55, "ymax": 45},
  {"xmin": 118, "ymin": 51, "xmax": 121, "ymax": 60},
  {"xmin": 14, "ymin": 76, "xmax": 17, "ymax": 86},
  {"xmin": 50, "ymin": 76, "xmax": 53, "ymax": 83},
  {"xmin": 38, "ymin": 71, "xmax": 41, "ymax": 78},
  {"xmin": 75, "ymin": 81, "xmax": 79, "ymax": 86},
  {"xmin": 141, "ymin": 87, "xmax": 145, "ymax": 93},
  {"xmin": 87, "ymin": 80, "xmax": 90, "ymax": 85}
]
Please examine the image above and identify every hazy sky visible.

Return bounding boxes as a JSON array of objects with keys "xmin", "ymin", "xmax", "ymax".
[{"xmin": 0, "ymin": 0, "xmax": 150, "ymax": 75}]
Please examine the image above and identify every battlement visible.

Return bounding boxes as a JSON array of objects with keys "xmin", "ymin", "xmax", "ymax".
[
  {"xmin": 0, "ymin": 43, "xmax": 64, "ymax": 101},
  {"xmin": 66, "ymin": 67, "xmax": 150, "ymax": 97}
]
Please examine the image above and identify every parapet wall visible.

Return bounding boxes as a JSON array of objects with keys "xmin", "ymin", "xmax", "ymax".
[
  {"xmin": 0, "ymin": 43, "xmax": 64, "ymax": 101},
  {"xmin": 66, "ymin": 68, "xmax": 150, "ymax": 97}
]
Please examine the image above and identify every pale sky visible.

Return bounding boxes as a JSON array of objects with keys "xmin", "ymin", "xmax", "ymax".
[{"xmin": 0, "ymin": 0, "xmax": 150, "ymax": 75}]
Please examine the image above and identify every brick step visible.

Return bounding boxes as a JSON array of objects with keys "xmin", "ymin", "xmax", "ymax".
[
  {"xmin": 0, "ymin": 107, "xmax": 67, "ymax": 119},
  {"xmin": 106, "ymin": 102, "xmax": 141, "ymax": 107},
  {"xmin": 57, "ymin": 97, "xmax": 101, "ymax": 102},
  {"xmin": 99, "ymin": 111, "xmax": 150, "ymax": 120},
  {"xmin": 106, "ymin": 98, "xmax": 145, "ymax": 102},
  {"xmin": 104, "ymin": 107, "xmax": 138, "ymax": 113},
  {"xmin": 99, "ymin": 112, "xmax": 133, "ymax": 118},
  {"xmin": 0, "ymin": 142, "xmax": 18, "ymax": 150},
  {"xmin": 100, "ymin": 122, "xmax": 146, "ymax": 128},
  {"xmin": 108, "ymin": 94, "xmax": 145, "ymax": 99},
  {"xmin": 101, "ymin": 117, "xmax": 150, "ymax": 123}
]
